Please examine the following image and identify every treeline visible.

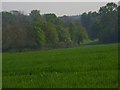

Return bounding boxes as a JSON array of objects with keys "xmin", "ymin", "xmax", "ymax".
[
  {"xmin": 2, "ymin": 10, "xmax": 89, "ymax": 51},
  {"xmin": 1, "ymin": 2, "xmax": 119, "ymax": 52},
  {"xmin": 81, "ymin": 3, "xmax": 118, "ymax": 43}
]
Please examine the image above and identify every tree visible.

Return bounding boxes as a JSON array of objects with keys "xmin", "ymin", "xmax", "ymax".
[
  {"xmin": 3, "ymin": 2, "xmax": 118, "ymax": 52},
  {"xmin": 81, "ymin": 11, "xmax": 99, "ymax": 40},
  {"xmin": 118, "ymin": 6, "xmax": 120, "ymax": 42},
  {"xmin": 30, "ymin": 10, "xmax": 46, "ymax": 49},
  {"xmin": 98, "ymin": 3, "xmax": 118, "ymax": 43},
  {"xmin": 42, "ymin": 22, "xmax": 59, "ymax": 48},
  {"xmin": 34, "ymin": 26, "xmax": 46, "ymax": 48},
  {"xmin": 2, "ymin": 11, "xmax": 33, "ymax": 51}
]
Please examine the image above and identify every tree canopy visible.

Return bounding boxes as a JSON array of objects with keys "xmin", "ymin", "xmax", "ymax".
[{"xmin": 2, "ymin": 2, "xmax": 119, "ymax": 52}]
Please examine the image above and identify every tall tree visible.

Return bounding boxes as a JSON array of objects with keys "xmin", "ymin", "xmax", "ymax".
[
  {"xmin": 98, "ymin": 3, "xmax": 118, "ymax": 43},
  {"xmin": 30, "ymin": 10, "xmax": 46, "ymax": 49},
  {"xmin": 42, "ymin": 22, "xmax": 59, "ymax": 48}
]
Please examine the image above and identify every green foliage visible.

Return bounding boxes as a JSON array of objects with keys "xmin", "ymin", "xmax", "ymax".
[
  {"xmin": 98, "ymin": 3, "xmax": 118, "ymax": 43},
  {"xmin": 75, "ymin": 26, "xmax": 89, "ymax": 44},
  {"xmin": 68, "ymin": 22, "xmax": 77, "ymax": 42},
  {"xmin": 30, "ymin": 10, "xmax": 41, "ymax": 23},
  {"xmin": 2, "ymin": 2, "xmax": 118, "ymax": 51},
  {"xmin": 118, "ymin": 6, "xmax": 120, "ymax": 42},
  {"xmin": 43, "ymin": 14, "xmax": 58, "ymax": 24},
  {"xmin": 42, "ymin": 22, "xmax": 59, "ymax": 48},
  {"xmin": 2, "ymin": 11, "xmax": 37, "ymax": 51},
  {"xmin": 81, "ymin": 11, "xmax": 98, "ymax": 40},
  {"xmin": 81, "ymin": 2, "xmax": 118, "ymax": 43},
  {"xmin": 34, "ymin": 26, "xmax": 46, "ymax": 48},
  {"xmin": 2, "ymin": 9, "xmax": 89, "ymax": 51},
  {"xmin": 30, "ymin": 10, "xmax": 46, "ymax": 49}
]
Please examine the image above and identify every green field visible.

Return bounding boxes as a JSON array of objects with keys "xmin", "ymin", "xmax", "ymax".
[{"xmin": 2, "ymin": 44, "xmax": 118, "ymax": 88}]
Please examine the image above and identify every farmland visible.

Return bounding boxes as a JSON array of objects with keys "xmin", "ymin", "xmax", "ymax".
[{"xmin": 2, "ymin": 44, "xmax": 118, "ymax": 88}]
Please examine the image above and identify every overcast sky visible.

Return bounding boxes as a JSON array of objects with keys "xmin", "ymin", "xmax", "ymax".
[{"xmin": 2, "ymin": 2, "xmax": 110, "ymax": 16}]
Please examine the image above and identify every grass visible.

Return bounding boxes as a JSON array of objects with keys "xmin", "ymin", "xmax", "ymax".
[
  {"xmin": 2, "ymin": 43, "xmax": 118, "ymax": 88},
  {"xmin": 0, "ymin": 53, "xmax": 2, "ymax": 89}
]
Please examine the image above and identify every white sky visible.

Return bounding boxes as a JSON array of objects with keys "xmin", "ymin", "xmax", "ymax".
[
  {"xmin": 2, "ymin": 2, "xmax": 118, "ymax": 16},
  {"xmin": 1, "ymin": 0, "xmax": 119, "ymax": 2}
]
